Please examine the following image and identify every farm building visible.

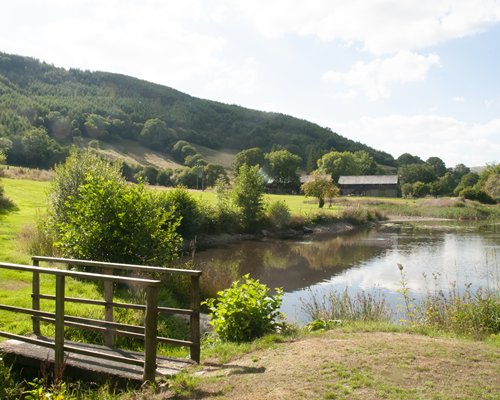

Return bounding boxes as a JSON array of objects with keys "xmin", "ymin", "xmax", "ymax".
[{"xmin": 338, "ymin": 175, "xmax": 399, "ymax": 197}]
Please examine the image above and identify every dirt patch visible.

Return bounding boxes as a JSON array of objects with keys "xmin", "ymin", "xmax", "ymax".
[
  {"xmin": 0, "ymin": 279, "xmax": 30, "ymax": 291},
  {"xmin": 186, "ymin": 332, "xmax": 499, "ymax": 399}
]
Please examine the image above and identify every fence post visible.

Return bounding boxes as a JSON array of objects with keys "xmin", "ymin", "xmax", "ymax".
[
  {"xmin": 32, "ymin": 259, "xmax": 40, "ymax": 336},
  {"xmin": 143, "ymin": 284, "xmax": 158, "ymax": 382},
  {"xmin": 54, "ymin": 274, "xmax": 65, "ymax": 378},
  {"xmin": 103, "ymin": 268, "xmax": 114, "ymax": 347},
  {"xmin": 190, "ymin": 274, "xmax": 201, "ymax": 363}
]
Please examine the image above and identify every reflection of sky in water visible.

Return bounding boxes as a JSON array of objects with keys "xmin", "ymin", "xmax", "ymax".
[
  {"xmin": 281, "ymin": 225, "xmax": 500, "ymax": 324},
  {"xmin": 192, "ymin": 222, "xmax": 500, "ymax": 324}
]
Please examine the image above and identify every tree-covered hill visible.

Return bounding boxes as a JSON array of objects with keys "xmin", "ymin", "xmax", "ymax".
[{"xmin": 0, "ymin": 51, "xmax": 396, "ymax": 169}]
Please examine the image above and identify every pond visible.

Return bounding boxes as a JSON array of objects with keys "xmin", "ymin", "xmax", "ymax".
[{"xmin": 191, "ymin": 221, "xmax": 500, "ymax": 324}]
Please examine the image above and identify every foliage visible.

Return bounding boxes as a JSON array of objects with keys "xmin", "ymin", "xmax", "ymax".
[
  {"xmin": 264, "ymin": 149, "xmax": 302, "ymax": 192},
  {"xmin": 396, "ymin": 152, "xmax": 424, "ymax": 166},
  {"xmin": 203, "ymin": 274, "xmax": 284, "ymax": 342},
  {"xmin": 266, "ymin": 200, "xmax": 291, "ymax": 229},
  {"xmin": 398, "ymin": 163, "xmax": 437, "ymax": 185},
  {"xmin": 0, "ymin": 51, "xmax": 396, "ymax": 170},
  {"xmin": 162, "ymin": 186, "xmax": 204, "ymax": 239},
  {"xmin": 0, "ymin": 357, "xmax": 23, "ymax": 399},
  {"xmin": 56, "ymin": 175, "xmax": 182, "ymax": 265},
  {"xmin": 459, "ymin": 187, "xmax": 496, "ymax": 204},
  {"xmin": 301, "ymin": 169, "xmax": 339, "ymax": 208},
  {"xmin": 232, "ymin": 147, "xmax": 265, "ymax": 174},
  {"xmin": 305, "ymin": 318, "xmax": 342, "ymax": 332},
  {"xmin": 426, "ymin": 156, "xmax": 447, "ymax": 177},
  {"xmin": 477, "ymin": 163, "xmax": 500, "ymax": 202},
  {"xmin": 45, "ymin": 150, "xmax": 182, "ymax": 264},
  {"xmin": 453, "ymin": 172, "xmax": 479, "ymax": 195},
  {"xmin": 232, "ymin": 164, "xmax": 265, "ymax": 229},
  {"xmin": 317, "ymin": 150, "xmax": 379, "ymax": 182},
  {"xmin": 48, "ymin": 149, "xmax": 122, "ymax": 226}
]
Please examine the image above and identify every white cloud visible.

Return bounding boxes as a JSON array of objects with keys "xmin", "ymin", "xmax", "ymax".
[
  {"xmin": 326, "ymin": 115, "xmax": 500, "ymax": 167},
  {"xmin": 452, "ymin": 96, "xmax": 466, "ymax": 102},
  {"xmin": 323, "ymin": 51, "xmax": 440, "ymax": 100},
  {"xmin": 237, "ymin": 0, "xmax": 500, "ymax": 54}
]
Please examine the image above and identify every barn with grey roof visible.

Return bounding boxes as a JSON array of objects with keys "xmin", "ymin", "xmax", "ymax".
[{"xmin": 338, "ymin": 175, "xmax": 399, "ymax": 197}]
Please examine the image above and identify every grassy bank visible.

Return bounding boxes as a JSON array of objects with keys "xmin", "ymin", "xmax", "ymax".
[{"xmin": 2, "ymin": 324, "xmax": 498, "ymax": 399}]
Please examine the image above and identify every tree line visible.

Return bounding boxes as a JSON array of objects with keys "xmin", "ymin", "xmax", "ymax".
[{"xmin": 0, "ymin": 52, "xmax": 395, "ymax": 171}]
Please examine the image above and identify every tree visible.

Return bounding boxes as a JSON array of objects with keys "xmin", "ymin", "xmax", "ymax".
[
  {"xmin": 49, "ymin": 150, "xmax": 182, "ymax": 265},
  {"xmin": 397, "ymin": 153, "xmax": 424, "ymax": 166},
  {"xmin": 317, "ymin": 150, "xmax": 378, "ymax": 183},
  {"xmin": 453, "ymin": 172, "xmax": 479, "ymax": 196},
  {"xmin": 204, "ymin": 164, "xmax": 228, "ymax": 188},
  {"xmin": 233, "ymin": 147, "xmax": 265, "ymax": 175},
  {"xmin": 232, "ymin": 164, "xmax": 265, "ymax": 228},
  {"xmin": 301, "ymin": 170, "xmax": 339, "ymax": 208},
  {"xmin": 477, "ymin": 163, "xmax": 500, "ymax": 202},
  {"xmin": 139, "ymin": 118, "xmax": 176, "ymax": 150},
  {"xmin": 264, "ymin": 149, "xmax": 302, "ymax": 192},
  {"xmin": 398, "ymin": 163, "xmax": 437, "ymax": 185},
  {"xmin": 426, "ymin": 157, "xmax": 447, "ymax": 177}
]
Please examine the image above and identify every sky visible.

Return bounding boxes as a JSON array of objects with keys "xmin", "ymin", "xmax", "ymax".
[{"xmin": 1, "ymin": 0, "xmax": 499, "ymax": 167}]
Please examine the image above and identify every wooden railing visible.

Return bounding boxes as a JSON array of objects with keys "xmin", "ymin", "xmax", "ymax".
[{"xmin": 0, "ymin": 256, "xmax": 202, "ymax": 382}]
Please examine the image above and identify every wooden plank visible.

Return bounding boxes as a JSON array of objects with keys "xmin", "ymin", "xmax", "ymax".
[
  {"xmin": 54, "ymin": 275, "xmax": 65, "ymax": 377},
  {"xmin": 32, "ymin": 259, "xmax": 40, "ymax": 335},
  {"xmin": 190, "ymin": 275, "xmax": 201, "ymax": 363},
  {"xmin": 103, "ymin": 267, "xmax": 114, "ymax": 347},
  {"xmin": 143, "ymin": 285, "xmax": 158, "ymax": 382},
  {"xmin": 32, "ymin": 256, "xmax": 202, "ymax": 276},
  {"xmin": 37, "ymin": 295, "xmax": 195, "ymax": 315},
  {"xmin": 0, "ymin": 262, "xmax": 160, "ymax": 286}
]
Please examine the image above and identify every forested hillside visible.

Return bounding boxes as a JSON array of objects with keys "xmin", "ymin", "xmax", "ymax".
[{"xmin": 0, "ymin": 52, "xmax": 395, "ymax": 169}]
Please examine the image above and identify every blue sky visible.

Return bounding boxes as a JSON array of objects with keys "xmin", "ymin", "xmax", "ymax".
[{"xmin": 1, "ymin": 0, "xmax": 499, "ymax": 167}]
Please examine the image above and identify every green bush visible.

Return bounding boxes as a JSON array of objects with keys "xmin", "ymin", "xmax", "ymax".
[
  {"xmin": 56, "ymin": 176, "xmax": 182, "ymax": 265},
  {"xmin": 459, "ymin": 187, "xmax": 496, "ymax": 204},
  {"xmin": 162, "ymin": 187, "xmax": 204, "ymax": 239},
  {"xmin": 232, "ymin": 164, "xmax": 265, "ymax": 229},
  {"xmin": 203, "ymin": 274, "xmax": 284, "ymax": 342},
  {"xmin": 267, "ymin": 200, "xmax": 291, "ymax": 229}
]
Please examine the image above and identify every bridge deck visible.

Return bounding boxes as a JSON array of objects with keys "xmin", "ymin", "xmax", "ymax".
[{"xmin": 0, "ymin": 337, "xmax": 193, "ymax": 385}]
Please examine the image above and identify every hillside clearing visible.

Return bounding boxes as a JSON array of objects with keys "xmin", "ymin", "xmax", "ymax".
[{"xmin": 172, "ymin": 331, "xmax": 499, "ymax": 400}]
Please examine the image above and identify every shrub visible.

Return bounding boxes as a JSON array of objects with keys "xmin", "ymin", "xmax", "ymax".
[
  {"xmin": 459, "ymin": 187, "xmax": 496, "ymax": 204},
  {"xmin": 203, "ymin": 274, "xmax": 284, "ymax": 342},
  {"xmin": 267, "ymin": 200, "xmax": 291, "ymax": 229},
  {"xmin": 56, "ymin": 176, "xmax": 182, "ymax": 265},
  {"xmin": 232, "ymin": 164, "xmax": 265, "ymax": 229},
  {"xmin": 162, "ymin": 187, "xmax": 204, "ymax": 239}
]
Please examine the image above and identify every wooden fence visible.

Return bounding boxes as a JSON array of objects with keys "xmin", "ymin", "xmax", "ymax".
[{"xmin": 0, "ymin": 256, "xmax": 202, "ymax": 382}]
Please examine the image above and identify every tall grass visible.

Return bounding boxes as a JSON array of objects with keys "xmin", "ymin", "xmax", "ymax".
[
  {"xmin": 301, "ymin": 288, "xmax": 391, "ymax": 323},
  {"xmin": 302, "ymin": 267, "xmax": 500, "ymax": 339}
]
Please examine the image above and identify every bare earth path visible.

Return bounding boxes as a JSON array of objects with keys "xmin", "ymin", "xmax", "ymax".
[{"xmin": 180, "ymin": 331, "xmax": 499, "ymax": 400}]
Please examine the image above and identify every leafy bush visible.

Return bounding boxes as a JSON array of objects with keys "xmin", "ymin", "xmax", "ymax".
[
  {"xmin": 162, "ymin": 187, "xmax": 204, "ymax": 239},
  {"xmin": 0, "ymin": 357, "xmax": 23, "ymax": 399},
  {"xmin": 232, "ymin": 164, "xmax": 265, "ymax": 229},
  {"xmin": 56, "ymin": 175, "xmax": 182, "ymax": 265},
  {"xmin": 459, "ymin": 187, "xmax": 496, "ymax": 204},
  {"xmin": 203, "ymin": 274, "xmax": 284, "ymax": 342},
  {"xmin": 266, "ymin": 200, "xmax": 291, "ymax": 229}
]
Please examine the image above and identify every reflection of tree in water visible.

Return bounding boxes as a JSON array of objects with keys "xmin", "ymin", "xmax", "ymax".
[{"xmin": 192, "ymin": 229, "xmax": 397, "ymax": 295}]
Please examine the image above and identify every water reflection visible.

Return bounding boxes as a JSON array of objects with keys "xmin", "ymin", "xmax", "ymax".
[{"xmin": 190, "ymin": 222, "xmax": 500, "ymax": 323}]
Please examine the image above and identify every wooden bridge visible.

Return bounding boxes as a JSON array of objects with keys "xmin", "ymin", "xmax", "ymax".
[{"xmin": 0, "ymin": 256, "xmax": 202, "ymax": 383}]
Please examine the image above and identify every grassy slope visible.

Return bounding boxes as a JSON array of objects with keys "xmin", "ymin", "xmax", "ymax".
[{"xmin": 185, "ymin": 330, "xmax": 499, "ymax": 400}]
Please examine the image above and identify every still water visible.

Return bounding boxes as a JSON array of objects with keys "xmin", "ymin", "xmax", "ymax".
[{"xmin": 192, "ymin": 222, "xmax": 500, "ymax": 323}]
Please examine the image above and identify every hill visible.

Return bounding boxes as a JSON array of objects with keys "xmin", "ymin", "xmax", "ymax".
[{"xmin": 0, "ymin": 52, "xmax": 395, "ymax": 170}]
